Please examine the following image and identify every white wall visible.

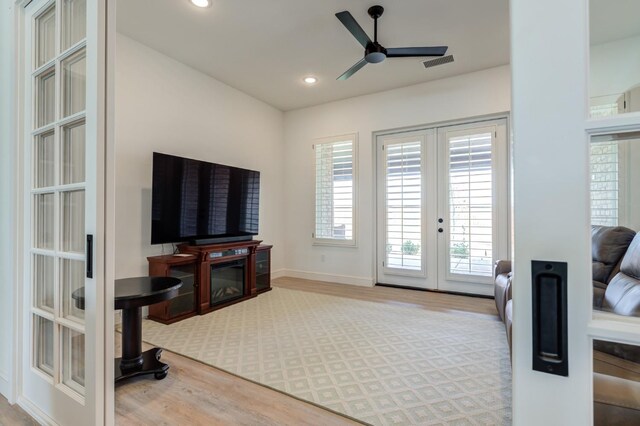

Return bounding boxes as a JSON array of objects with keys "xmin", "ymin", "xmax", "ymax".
[
  {"xmin": 0, "ymin": 0, "xmax": 15, "ymax": 399},
  {"xmin": 282, "ymin": 65, "xmax": 511, "ymax": 285},
  {"xmin": 590, "ymin": 34, "xmax": 640, "ymax": 98},
  {"xmin": 114, "ymin": 34, "xmax": 285, "ymax": 278}
]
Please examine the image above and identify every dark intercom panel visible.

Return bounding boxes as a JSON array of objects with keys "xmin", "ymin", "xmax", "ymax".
[{"xmin": 531, "ymin": 260, "xmax": 568, "ymax": 377}]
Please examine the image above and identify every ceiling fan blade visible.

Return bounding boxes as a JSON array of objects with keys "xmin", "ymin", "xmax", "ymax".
[
  {"xmin": 386, "ymin": 46, "xmax": 449, "ymax": 57},
  {"xmin": 337, "ymin": 58, "xmax": 368, "ymax": 81},
  {"xmin": 335, "ymin": 11, "xmax": 372, "ymax": 49}
]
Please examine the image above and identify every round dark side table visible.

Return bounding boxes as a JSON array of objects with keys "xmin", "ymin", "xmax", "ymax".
[{"xmin": 73, "ymin": 276, "xmax": 182, "ymax": 382}]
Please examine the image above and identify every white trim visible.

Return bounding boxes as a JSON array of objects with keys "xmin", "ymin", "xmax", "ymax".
[
  {"xmin": 17, "ymin": 395, "xmax": 60, "ymax": 426},
  {"xmin": 270, "ymin": 268, "xmax": 287, "ymax": 279},
  {"xmin": 280, "ymin": 270, "xmax": 375, "ymax": 287},
  {"xmin": 103, "ymin": 0, "xmax": 116, "ymax": 423},
  {"xmin": 0, "ymin": 373, "xmax": 9, "ymax": 397}
]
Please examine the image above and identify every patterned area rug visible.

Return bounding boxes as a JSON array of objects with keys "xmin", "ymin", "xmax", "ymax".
[{"xmin": 141, "ymin": 287, "xmax": 512, "ymax": 425}]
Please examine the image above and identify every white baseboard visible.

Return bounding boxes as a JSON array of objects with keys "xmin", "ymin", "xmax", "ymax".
[
  {"xmin": 18, "ymin": 395, "xmax": 59, "ymax": 426},
  {"xmin": 271, "ymin": 268, "xmax": 286, "ymax": 279},
  {"xmin": 277, "ymin": 269, "xmax": 375, "ymax": 287},
  {"xmin": 0, "ymin": 371, "xmax": 9, "ymax": 400}
]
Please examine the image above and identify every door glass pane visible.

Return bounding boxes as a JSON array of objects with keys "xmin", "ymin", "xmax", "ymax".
[
  {"xmin": 62, "ymin": 121, "xmax": 85, "ymax": 184},
  {"xmin": 589, "ymin": 1, "xmax": 640, "ymax": 117},
  {"xmin": 35, "ymin": 315, "xmax": 54, "ymax": 377},
  {"xmin": 448, "ymin": 132, "xmax": 493, "ymax": 277},
  {"xmin": 34, "ymin": 131, "xmax": 55, "ymax": 188},
  {"xmin": 34, "ymin": 254, "xmax": 54, "ymax": 312},
  {"xmin": 34, "ymin": 192, "xmax": 55, "ymax": 250},
  {"xmin": 36, "ymin": 5, "xmax": 56, "ymax": 68},
  {"xmin": 385, "ymin": 141, "xmax": 422, "ymax": 270},
  {"xmin": 62, "ymin": 0, "xmax": 86, "ymax": 50},
  {"xmin": 62, "ymin": 328, "xmax": 85, "ymax": 395},
  {"xmin": 61, "ymin": 258, "xmax": 85, "ymax": 323},
  {"xmin": 591, "ymin": 132, "xmax": 640, "ymax": 319},
  {"xmin": 36, "ymin": 69, "xmax": 55, "ymax": 128},
  {"xmin": 62, "ymin": 49, "xmax": 86, "ymax": 117},
  {"xmin": 594, "ymin": 339, "xmax": 640, "ymax": 425},
  {"xmin": 61, "ymin": 190, "xmax": 84, "ymax": 253}
]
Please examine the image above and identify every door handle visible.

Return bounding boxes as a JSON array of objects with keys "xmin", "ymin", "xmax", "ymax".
[
  {"xmin": 438, "ymin": 228, "xmax": 444, "ymax": 233},
  {"xmin": 438, "ymin": 218, "xmax": 444, "ymax": 223},
  {"xmin": 86, "ymin": 234, "xmax": 93, "ymax": 278}
]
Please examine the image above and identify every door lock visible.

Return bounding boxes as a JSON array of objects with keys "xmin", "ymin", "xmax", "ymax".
[
  {"xmin": 438, "ymin": 218, "xmax": 443, "ymax": 223},
  {"xmin": 438, "ymin": 228, "xmax": 444, "ymax": 233}
]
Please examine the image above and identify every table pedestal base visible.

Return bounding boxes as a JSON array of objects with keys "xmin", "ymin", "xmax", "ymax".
[{"xmin": 115, "ymin": 347, "xmax": 169, "ymax": 382}]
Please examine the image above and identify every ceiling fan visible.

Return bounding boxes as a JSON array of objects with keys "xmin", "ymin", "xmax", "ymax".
[{"xmin": 335, "ymin": 5, "xmax": 448, "ymax": 80}]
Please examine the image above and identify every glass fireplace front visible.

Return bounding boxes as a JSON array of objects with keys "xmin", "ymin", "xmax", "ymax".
[{"xmin": 210, "ymin": 259, "xmax": 245, "ymax": 306}]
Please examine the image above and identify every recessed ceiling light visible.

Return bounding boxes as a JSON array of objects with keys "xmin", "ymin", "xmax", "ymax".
[
  {"xmin": 303, "ymin": 76, "xmax": 318, "ymax": 84},
  {"xmin": 190, "ymin": 0, "xmax": 211, "ymax": 8}
]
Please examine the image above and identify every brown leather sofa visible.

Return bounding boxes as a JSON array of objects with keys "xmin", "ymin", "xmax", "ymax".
[{"xmin": 494, "ymin": 226, "xmax": 640, "ymax": 423}]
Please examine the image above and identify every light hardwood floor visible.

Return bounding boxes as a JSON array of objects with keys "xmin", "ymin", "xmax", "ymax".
[
  {"xmin": 0, "ymin": 395, "xmax": 38, "ymax": 426},
  {"xmin": 115, "ymin": 277, "xmax": 499, "ymax": 425},
  {"xmin": 0, "ymin": 277, "xmax": 500, "ymax": 425}
]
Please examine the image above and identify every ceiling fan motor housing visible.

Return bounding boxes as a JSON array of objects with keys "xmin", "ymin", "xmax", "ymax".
[{"xmin": 365, "ymin": 42, "xmax": 387, "ymax": 63}]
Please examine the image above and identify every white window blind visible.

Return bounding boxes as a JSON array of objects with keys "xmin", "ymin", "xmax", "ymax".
[
  {"xmin": 314, "ymin": 135, "xmax": 356, "ymax": 244},
  {"xmin": 590, "ymin": 142, "xmax": 619, "ymax": 226},
  {"xmin": 385, "ymin": 141, "xmax": 422, "ymax": 270},
  {"xmin": 448, "ymin": 132, "xmax": 493, "ymax": 277}
]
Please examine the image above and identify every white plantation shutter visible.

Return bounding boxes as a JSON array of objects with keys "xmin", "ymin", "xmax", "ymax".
[
  {"xmin": 385, "ymin": 141, "xmax": 422, "ymax": 271},
  {"xmin": 448, "ymin": 132, "xmax": 494, "ymax": 277},
  {"xmin": 590, "ymin": 142, "xmax": 619, "ymax": 226},
  {"xmin": 314, "ymin": 135, "xmax": 356, "ymax": 244}
]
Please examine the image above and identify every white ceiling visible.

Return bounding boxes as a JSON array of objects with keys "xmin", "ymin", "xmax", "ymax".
[
  {"xmin": 590, "ymin": 0, "xmax": 640, "ymax": 45},
  {"xmin": 116, "ymin": 1, "xmax": 640, "ymax": 111},
  {"xmin": 116, "ymin": 0, "xmax": 510, "ymax": 111}
]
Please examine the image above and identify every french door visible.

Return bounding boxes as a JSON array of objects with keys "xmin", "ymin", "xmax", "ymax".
[
  {"xmin": 376, "ymin": 118, "xmax": 508, "ymax": 295},
  {"xmin": 19, "ymin": 0, "xmax": 106, "ymax": 424}
]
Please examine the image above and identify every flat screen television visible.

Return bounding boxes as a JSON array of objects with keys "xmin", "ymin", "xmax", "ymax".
[{"xmin": 151, "ymin": 152, "xmax": 260, "ymax": 245}]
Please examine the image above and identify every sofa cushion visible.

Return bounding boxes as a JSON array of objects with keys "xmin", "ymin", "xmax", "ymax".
[
  {"xmin": 621, "ymin": 233, "xmax": 640, "ymax": 280},
  {"xmin": 592, "ymin": 226, "xmax": 636, "ymax": 284},
  {"xmin": 494, "ymin": 272, "xmax": 511, "ymax": 321},
  {"xmin": 603, "ymin": 234, "xmax": 640, "ymax": 316}
]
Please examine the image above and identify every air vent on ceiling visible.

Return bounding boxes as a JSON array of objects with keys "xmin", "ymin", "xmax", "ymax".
[{"xmin": 423, "ymin": 55, "xmax": 454, "ymax": 69}]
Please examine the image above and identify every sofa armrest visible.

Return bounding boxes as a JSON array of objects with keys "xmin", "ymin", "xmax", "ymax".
[{"xmin": 494, "ymin": 260, "xmax": 512, "ymax": 279}]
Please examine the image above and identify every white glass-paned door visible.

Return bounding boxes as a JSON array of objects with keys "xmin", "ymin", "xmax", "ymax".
[
  {"xmin": 21, "ymin": 0, "xmax": 103, "ymax": 423},
  {"xmin": 376, "ymin": 120, "xmax": 507, "ymax": 295},
  {"xmin": 437, "ymin": 122, "xmax": 507, "ymax": 294},
  {"xmin": 377, "ymin": 131, "xmax": 437, "ymax": 289}
]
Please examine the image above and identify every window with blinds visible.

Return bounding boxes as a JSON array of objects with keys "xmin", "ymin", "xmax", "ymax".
[
  {"xmin": 448, "ymin": 132, "xmax": 493, "ymax": 277},
  {"xmin": 590, "ymin": 142, "xmax": 619, "ymax": 226},
  {"xmin": 385, "ymin": 141, "xmax": 422, "ymax": 271},
  {"xmin": 314, "ymin": 134, "xmax": 356, "ymax": 245}
]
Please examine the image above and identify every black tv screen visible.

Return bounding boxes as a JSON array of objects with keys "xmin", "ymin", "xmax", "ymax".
[{"xmin": 151, "ymin": 152, "xmax": 260, "ymax": 244}]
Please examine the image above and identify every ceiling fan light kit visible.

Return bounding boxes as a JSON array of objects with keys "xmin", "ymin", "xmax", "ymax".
[{"xmin": 335, "ymin": 5, "xmax": 449, "ymax": 80}]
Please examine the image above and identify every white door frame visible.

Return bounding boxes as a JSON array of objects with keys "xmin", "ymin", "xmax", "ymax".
[
  {"xmin": 511, "ymin": 0, "xmax": 640, "ymax": 424},
  {"xmin": 374, "ymin": 114, "xmax": 510, "ymax": 295},
  {"xmin": 8, "ymin": 0, "xmax": 115, "ymax": 424}
]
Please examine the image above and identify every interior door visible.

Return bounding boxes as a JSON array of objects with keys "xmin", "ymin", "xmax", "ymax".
[
  {"xmin": 436, "ymin": 120, "xmax": 508, "ymax": 295},
  {"xmin": 376, "ymin": 119, "xmax": 508, "ymax": 295},
  {"xmin": 20, "ymin": 0, "xmax": 105, "ymax": 424}
]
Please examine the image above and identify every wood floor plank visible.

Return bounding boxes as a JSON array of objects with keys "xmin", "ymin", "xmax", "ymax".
[
  {"xmin": 115, "ymin": 277, "xmax": 500, "ymax": 425},
  {"xmin": 0, "ymin": 395, "xmax": 38, "ymax": 426}
]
